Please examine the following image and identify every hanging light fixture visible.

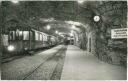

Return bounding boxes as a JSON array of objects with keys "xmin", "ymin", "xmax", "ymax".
[
  {"xmin": 11, "ymin": 0, "xmax": 19, "ymax": 4},
  {"xmin": 72, "ymin": 25, "xmax": 76, "ymax": 29},
  {"xmin": 77, "ymin": 0, "xmax": 84, "ymax": 4},
  {"xmin": 55, "ymin": 30, "xmax": 58, "ymax": 34},
  {"xmin": 46, "ymin": 25, "xmax": 51, "ymax": 30}
]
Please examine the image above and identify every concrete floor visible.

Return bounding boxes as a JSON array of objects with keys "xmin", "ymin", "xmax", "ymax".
[{"xmin": 61, "ymin": 45, "xmax": 127, "ymax": 80}]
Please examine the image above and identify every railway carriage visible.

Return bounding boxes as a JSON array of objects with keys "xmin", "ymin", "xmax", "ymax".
[{"xmin": 2, "ymin": 27, "xmax": 58, "ymax": 58}]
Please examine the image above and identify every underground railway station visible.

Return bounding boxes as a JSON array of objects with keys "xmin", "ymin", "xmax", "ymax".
[{"xmin": 0, "ymin": 0, "xmax": 127, "ymax": 80}]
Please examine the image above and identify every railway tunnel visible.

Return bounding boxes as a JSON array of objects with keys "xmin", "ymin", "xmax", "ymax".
[{"xmin": 0, "ymin": 0, "xmax": 127, "ymax": 80}]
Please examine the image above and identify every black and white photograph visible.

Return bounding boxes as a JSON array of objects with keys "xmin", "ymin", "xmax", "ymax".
[{"xmin": 0, "ymin": 0, "xmax": 127, "ymax": 80}]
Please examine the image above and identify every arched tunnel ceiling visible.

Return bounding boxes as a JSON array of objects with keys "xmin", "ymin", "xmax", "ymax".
[
  {"xmin": 36, "ymin": 1, "xmax": 94, "ymax": 34},
  {"xmin": 2, "ymin": 1, "xmax": 95, "ymax": 34},
  {"xmin": 1, "ymin": 1, "xmax": 127, "ymax": 35}
]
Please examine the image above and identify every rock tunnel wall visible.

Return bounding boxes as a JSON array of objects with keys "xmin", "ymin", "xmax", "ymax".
[
  {"xmin": 0, "ymin": 5, "xmax": 3, "ymax": 61},
  {"xmin": 86, "ymin": 25, "xmax": 127, "ymax": 67},
  {"xmin": 79, "ymin": 32, "xmax": 87, "ymax": 50},
  {"xmin": 81, "ymin": 1, "xmax": 127, "ymax": 67}
]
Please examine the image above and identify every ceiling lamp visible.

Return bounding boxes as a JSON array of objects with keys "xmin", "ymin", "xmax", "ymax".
[
  {"xmin": 46, "ymin": 25, "xmax": 51, "ymax": 30},
  {"xmin": 65, "ymin": 21, "xmax": 82, "ymax": 26},
  {"xmin": 55, "ymin": 30, "xmax": 58, "ymax": 34},
  {"xmin": 11, "ymin": 0, "xmax": 19, "ymax": 4},
  {"xmin": 72, "ymin": 25, "xmax": 76, "ymax": 29},
  {"xmin": 77, "ymin": 0, "xmax": 84, "ymax": 4},
  {"xmin": 40, "ymin": 18, "xmax": 55, "ymax": 22}
]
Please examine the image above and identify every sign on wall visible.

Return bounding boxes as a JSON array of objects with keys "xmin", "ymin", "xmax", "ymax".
[{"xmin": 111, "ymin": 28, "xmax": 127, "ymax": 39}]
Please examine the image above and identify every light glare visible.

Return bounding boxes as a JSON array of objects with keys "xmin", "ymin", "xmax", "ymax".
[
  {"xmin": 7, "ymin": 45, "xmax": 15, "ymax": 51},
  {"xmin": 55, "ymin": 31, "xmax": 58, "ymax": 34},
  {"xmin": 94, "ymin": 16, "xmax": 100, "ymax": 22},
  {"xmin": 72, "ymin": 25, "xmax": 76, "ymax": 29},
  {"xmin": 40, "ymin": 18, "xmax": 55, "ymax": 22},
  {"xmin": 77, "ymin": 0, "xmax": 84, "ymax": 4},
  {"xmin": 65, "ymin": 21, "xmax": 82, "ymax": 26},
  {"xmin": 11, "ymin": 0, "xmax": 19, "ymax": 4},
  {"xmin": 70, "ymin": 30, "xmax": 74, "ymax": 36},
  {"xmin": 46, "ymin": 25, "xmax": 51, "ymax": 30}
]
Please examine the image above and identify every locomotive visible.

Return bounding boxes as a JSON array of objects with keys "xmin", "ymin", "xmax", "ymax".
[{"xmin": 2, "ymin": 27, "xmax": 59, "ymax": 58}]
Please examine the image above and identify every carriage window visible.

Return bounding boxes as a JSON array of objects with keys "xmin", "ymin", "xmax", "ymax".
[
  {"xmin": 40, "ymin": 34, "xmax": 43, "ymax": 41},
  {"xmin": 2, "ymin": 35, "xmax": 9, "ymax": 46},
  {"xmin": 23, "ymin": 31, "xmax": 29, "ymax": 40},
  {"xmin": 19, "ymin": 31, "xmax": 23, "ymax": 40},
  {"xmin": 43, "ymin": 35, "xmax": 46, "ymax": 41},
  {"xmin": 45, "ymin": 35, "xmax": 48, "ymax": 41},
  {"xmin": 9, "ymin": 31, "xmax": 15, "ymax": 40},
  {"xmin": 35, "ymin": 32, "xmax": 39, "ymax": 41},
  {"xmin": 16, "ymin": 30, "xmax": 23, "ymax": 40}
]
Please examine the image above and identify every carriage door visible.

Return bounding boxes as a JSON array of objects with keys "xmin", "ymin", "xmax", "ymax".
[
  {"xmin": 89, "ymin": 38, "xmax": 91, "ymax": 52},
  {"xmin": 30, "ymin": 30, "xmax": 35, "ymax": 50}
]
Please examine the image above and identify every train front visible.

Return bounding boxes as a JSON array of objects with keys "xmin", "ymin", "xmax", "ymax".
[{"xmin": 2, "ymin": 29, "xmax": 31, "ymax": 57}]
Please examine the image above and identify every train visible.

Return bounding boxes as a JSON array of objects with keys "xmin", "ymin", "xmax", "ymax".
[{"xmin": 2, "ymin": 27, "xmax": 61, "ymax": 58}]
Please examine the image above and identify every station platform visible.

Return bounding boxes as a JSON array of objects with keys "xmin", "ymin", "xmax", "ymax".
[{"xmin": 61, "ymin": 45, "xmax": 126, "ymax": 80}]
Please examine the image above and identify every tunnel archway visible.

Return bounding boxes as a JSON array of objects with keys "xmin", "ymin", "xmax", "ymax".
[{"xmin": 1, "ymin": 1, "xmax": 127, "ymax": 66}]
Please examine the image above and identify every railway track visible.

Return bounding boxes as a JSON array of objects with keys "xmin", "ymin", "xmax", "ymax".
[
  {"xmin": 2, "ymin": 46, "xmax": 56, "ymax": 64},
  {"xmin": 50, "ymin": 47, "xmax": 67, "ymax": 80},
  {"xmin": 23, "ymin": 45, "xmax": 67, "ymax": 80}
]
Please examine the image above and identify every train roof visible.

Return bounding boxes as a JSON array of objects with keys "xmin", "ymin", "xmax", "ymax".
[
  {"xmin": 32, "ymin": 29, "xmax": 49, "ymax": 36},
  {"xmin": 6, "ymin": 19, "xmax": 56, "ymax": 37}
]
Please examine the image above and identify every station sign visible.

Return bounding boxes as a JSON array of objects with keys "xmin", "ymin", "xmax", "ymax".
[{"xmin": 111, "ymin": 28, "xmax": 127, "ymax": 39}]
